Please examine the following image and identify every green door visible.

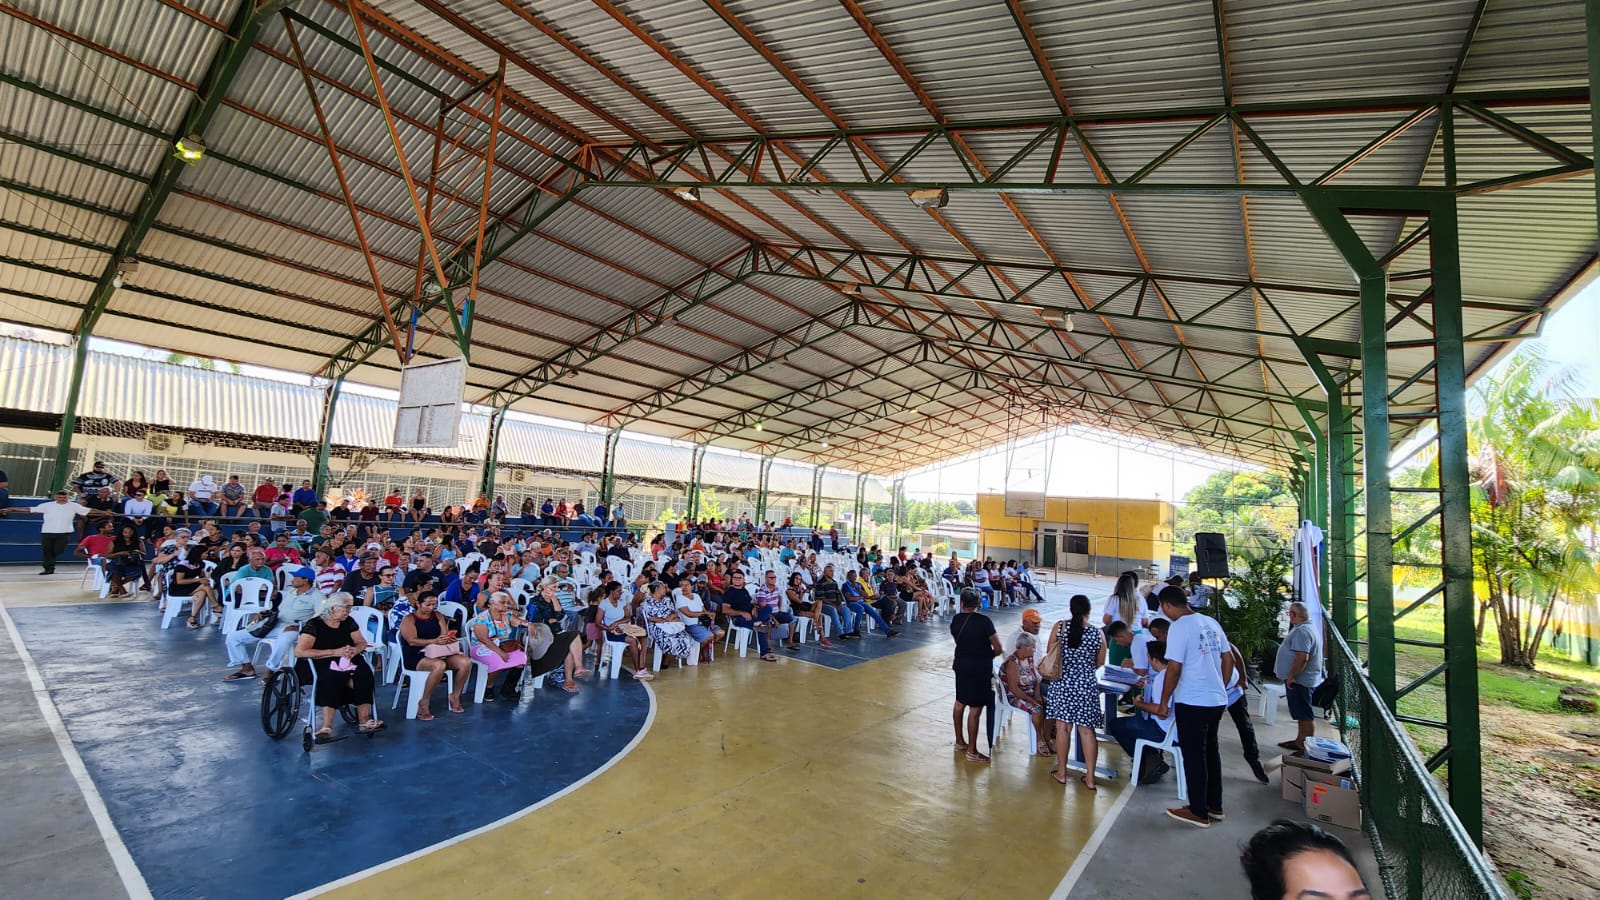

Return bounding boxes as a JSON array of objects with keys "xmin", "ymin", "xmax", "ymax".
[{"xmin": 1041, "ymin": 533, "xmax": 1057, "ymax": 569}]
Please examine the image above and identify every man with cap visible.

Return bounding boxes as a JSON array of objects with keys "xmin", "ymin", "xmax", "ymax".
[
  {"xmin": 187, "ymin": 474, "xmax": 219, "ymax": 517},
  {"xmin": 5, "ymin": 490, "xmax": 92, "ymax": 574},
  {"xmin": 72, "ymin": 460, "xmax": 118, "ymax": 500},
  {"xmin": 341, "ymin": 552, "xmax": 383, "ymax": 601},
  {"xmin": 222, "ymin": 565, "xmax": 324, "ymax": 681}
]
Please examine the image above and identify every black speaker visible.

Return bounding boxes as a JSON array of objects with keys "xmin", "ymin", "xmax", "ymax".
[{"xmin": 1194, "ymin": 532, "xmax": 1228, "ymax": 579}]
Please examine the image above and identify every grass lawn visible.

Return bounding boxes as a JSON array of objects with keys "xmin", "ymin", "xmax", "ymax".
[{"xmin": 1353, "ymin": 600, "xmax": 1599, "ymax": 714}]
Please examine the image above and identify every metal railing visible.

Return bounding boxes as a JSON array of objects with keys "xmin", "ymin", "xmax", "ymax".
[{"xmin": 1324, "ymin": 626, "xmax": 1506, "ymax": 899}]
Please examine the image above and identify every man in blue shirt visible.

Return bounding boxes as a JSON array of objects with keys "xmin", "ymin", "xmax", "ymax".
[{"xmin": 290, "ymin": 480, "xmax": 318, "ymax": 513}]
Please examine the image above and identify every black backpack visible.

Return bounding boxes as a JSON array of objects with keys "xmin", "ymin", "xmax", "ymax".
[{"xmin": 1312, "ymin": 672, "xmax": 1341, "ymax": 710}]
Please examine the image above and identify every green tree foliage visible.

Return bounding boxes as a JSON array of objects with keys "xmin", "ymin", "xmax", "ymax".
[
  {"xmin": 1220, "ymin": 551, "xmax": 1292, "ymax": 671},
  {"xmin": 1467, "ymin": 350, "xmax": 1600, "ymax": 669},
  {"xmin": 1175, "ymin": 470, "xmax": 1298, "ymax": 560}
]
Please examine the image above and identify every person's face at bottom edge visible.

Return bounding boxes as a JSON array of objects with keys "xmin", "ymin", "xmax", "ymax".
[{"xmin": 1280, "ymin": 849, "xmax": 1370, "ymax": 900}]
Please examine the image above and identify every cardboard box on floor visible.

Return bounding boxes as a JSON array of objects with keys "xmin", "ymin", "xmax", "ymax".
[
  {"xmin": 1305, "ymin": 777, "xmax": 1361, "ymax": 830},
  {"xmin": 1280, "ymin": 752, "xmax": 1352, "ymax": 802},
  {"xmin": 1279, "ymin": 753, "xmax": 1361, "ymax": 831}
]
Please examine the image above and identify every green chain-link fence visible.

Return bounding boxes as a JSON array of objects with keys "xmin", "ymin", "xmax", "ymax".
[{"xmin": 1325, "ymin": 627, "xmax": 1506, "ymax": 899}]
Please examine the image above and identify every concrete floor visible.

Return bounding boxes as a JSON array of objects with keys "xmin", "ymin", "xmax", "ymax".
[{"xmin": 0, "ymin": 568, "xmax": 1382, "ymax": 899}]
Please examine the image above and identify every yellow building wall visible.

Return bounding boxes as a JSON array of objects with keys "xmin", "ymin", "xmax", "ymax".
[{"xmin": 976, "ymin": 493, "xmax": 1174, "ymax": 564}]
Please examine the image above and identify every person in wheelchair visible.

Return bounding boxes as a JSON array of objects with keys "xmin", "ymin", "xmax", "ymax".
[
  {"xmin": 294, "ymin": 592, "xmax": 383, "ymax": 739},
  {"xmin": 225, "ymin": 566, "xmax": 323, "ymax": 682}
]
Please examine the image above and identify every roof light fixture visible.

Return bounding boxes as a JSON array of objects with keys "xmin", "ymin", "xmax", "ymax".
[
  {"xmin": 174, "ymin": 133, "xmax": 206, "ymax": 163},
  {"xmin": 671, "ymin": 186, "xmax": 701, "ymax": 202},
  {"xmin": 820, "ymin": 440, "xmax": 830, "ymax": 448},
  {"xmin": 754, "ymin": 421, "xmax": 763, "ymax": 432},
  {"xmin": 908, "ymin": 187, "xmax": 948, "ymax": 210},
  {"xmin": 1040, "ymin": 308, "xmax": 1075, "ymax": 332}
]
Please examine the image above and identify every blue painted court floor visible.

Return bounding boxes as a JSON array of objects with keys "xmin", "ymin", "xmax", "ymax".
[{"xmin": 7, "ymin": 602, "xmax": 653, "ymax": 900}]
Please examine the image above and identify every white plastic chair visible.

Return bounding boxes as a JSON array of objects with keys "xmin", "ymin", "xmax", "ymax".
[
  {"xmin": 81, "ymin": 556, "xmax": 107, "ymax": 594},
  {"xmin": 992, "ymin": 658, "xmax": 1039, "ymax": 754},
  {"xmin": 1130, "ymin": 724, "xmax": 1185, "ymax": 802},
  {"xmin": 1255, "ymin": 682, "xmax": 1287, "ymax": 725},
  {"xmin": 220, "ymin": 577, "xmax": 274, "ymax": 634},
  {"xmin": 346, "ymin": 607, "xmax": 386, "ymax": 681},
  {"xmin": 597, "ymin": 637, "xmax": 629, "ymax": 679},
  {"xmin": 391, "ymin": 649, "xmax": 456, "ymax": 720},
  {"xmin": 725, "ymin": 618, "xmax": 756, "ymax": 658},
  {"xmin": 159, "ymin": 571, "xmax": 207, "ymax": 629}
]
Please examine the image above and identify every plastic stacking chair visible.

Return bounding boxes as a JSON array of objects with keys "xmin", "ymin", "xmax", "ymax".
[
  {"xmin": 391, "ymin": 652, "xmax": 456, "ymax": 720},
  {"xmin": 597, "ymin": 638, "xmax": 629, "ymax": 679},
  {"xmin": 1129, "ymin": 726, "xmax": 1185, "ymax": 802}
]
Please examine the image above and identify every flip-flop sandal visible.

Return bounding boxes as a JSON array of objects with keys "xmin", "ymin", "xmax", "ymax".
[
  {"xmin": 313, "ymin": 728, "xmax": 334, "ymax": 744},
  {"xmin": 561, "ymin": 682, "xmax": 580, "ymax": 693},
  {"xmin": 761, "ymin": 654, "xmax": 778, "ymax": 661},
  {"xmin": 574, "ymin": 669, "xmax": 593, "ymax": 678},
  {"xmin": 954, "ymin": 741, "xmax": 968, "ymax": 752},
  {"xmin": 1079, "ymin": 775, "xmax": 1097, "ymax": 792},
  {"xmin": 223, "ymin": 671, "xmax": 257, "ymax": 681},
  {"xmin": 358, "ymin": 720, "xmax": 386, "ymax": 733},
  {"xmin": 186, "ymin": 618, "xmax": 199, "ymax": 629},
  {"xmin": 416, "ymin": 711, "xmax": 434, "ymax": 721},
  {"xmin": 965, "ymin": 751, "xmax": 991, "ymax": 764},
  {"xmin": 448, "ymin": 703, "xmax": 465, "ymax": 713},
  {"xmin": 1277, "ymin": 740, "xmax": 1302, "ymax": 751},
  {"xmin": 1052, "ymin": 772, "xmax": 1069, "ymax": 785}
]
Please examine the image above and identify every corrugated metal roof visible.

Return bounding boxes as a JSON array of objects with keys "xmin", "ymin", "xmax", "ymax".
[{"xmin": 0, "ymin": 0, "xmax": 1590, "ymax": 477}]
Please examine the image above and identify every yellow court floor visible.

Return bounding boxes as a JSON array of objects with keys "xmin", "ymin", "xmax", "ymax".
[{"xmin": 321, "ymin": 596, "xmax": 1120, "ymax": 899}]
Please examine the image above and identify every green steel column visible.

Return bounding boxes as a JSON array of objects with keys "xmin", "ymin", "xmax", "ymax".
[
  {"xmin": 1429, "ymin": 198, "xmax": 1484, "ymax": 846},
  {"xmin": 49, "ymin": 336, "xmax": 91, "ymax": 492},
  {"xmin": 755, "ymin": 455, "xmax": 773, "ymax": 523},
  {"xmin": 598, "ymin": 428, "xmax": 621, "ymax": 507},
  {"xmin": 809, "ymin": 465, "xmax": 826, "ymax": 528},
  {"xmin": 686, "ymin": 444, "xmax": 707, "ymax": 521},
  {"xmin": 890, "ymin": 477, "xmax": 906, "ymax": 548},
  {"xmin": 477, "ymin": 406, "xmax": 506, "ymax": 500},
  {"xmin": 852, "ymin": 472, "xmax": 868, "ymax": 544},
  {"xmin": 1358, "ymin": 267, "xmax": 1398, "ymax": 706},
  {"xmin": 311, "ymin": 377, "xmax": 345, "ymax": 497}
]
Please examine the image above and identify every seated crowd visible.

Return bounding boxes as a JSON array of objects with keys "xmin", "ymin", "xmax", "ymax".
[{"xmin": 55, "ymin": 468, "xmax": 1042, "ymax": 738}]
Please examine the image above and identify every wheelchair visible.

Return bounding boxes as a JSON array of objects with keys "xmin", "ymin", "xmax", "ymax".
[{"xmin": 260, "ymin": 657, "xmax": 366, "ymax": 752}]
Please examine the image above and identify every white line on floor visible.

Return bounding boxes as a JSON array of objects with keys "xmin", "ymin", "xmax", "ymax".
[
  {"xmin": 288, "ymin": 680, "xmax": 660, "ymax": 898},
  {"xmin": 0, "ymin": 599, "xmax": 154, "ymax": 900},
  {"xmin": 1048, "ymin": 778, "xmax": 1136, "ymax": 899}
]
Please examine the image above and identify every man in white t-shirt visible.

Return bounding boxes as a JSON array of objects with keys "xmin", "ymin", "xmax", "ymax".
[
  {"xmin": 6, "ymin": 490, "xmax": 92, "ymax": 574},
  {"xmin": 1155, "ymin": 585, "xmax": 1234, "ymax": 828}
]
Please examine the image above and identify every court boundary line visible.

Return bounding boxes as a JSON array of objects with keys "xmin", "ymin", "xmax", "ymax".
[
  {"xmin": 0, "ymin": 598, "xmax": 154, "ymax": 900},
  {"xmin": 1048, "ymin": 778, "xmax": 1135, "ymax": 898},
  {"xmin": 288, "ymin": 680, "xmax": 659, "ymax": 898}
]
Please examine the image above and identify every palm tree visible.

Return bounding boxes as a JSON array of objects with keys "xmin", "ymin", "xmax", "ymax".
[{"xmin": 1468, "ymin": 349, "xmax": 1600, "ymax": 668}]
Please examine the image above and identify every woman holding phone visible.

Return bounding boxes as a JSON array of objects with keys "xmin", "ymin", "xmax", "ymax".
[{"xmin": 397, "ymin": 593, "xmax": 468, "ymax": 719}]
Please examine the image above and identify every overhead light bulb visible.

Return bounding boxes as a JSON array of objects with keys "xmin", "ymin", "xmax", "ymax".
[
  {"xmin": 111, "ymin": 273, "xmax": 124, "ymax": 289},
  {"xmin": 1064, "ymin": 312, "xmax": 1075, "ymax": 333},
  {"xmin": 754, "ymin": 421, "xmax": 763, "ymax": 432},
  {"xmin": 671, "ymin": 186, "xmax": 701, "ymax": 202},
  {"xmin": 820, "ymin": 440, "xmax": 830, "ymax": 448},
  {"xmin": 174, "ymin": 133, "xmax": 206, "ymax": 163}
]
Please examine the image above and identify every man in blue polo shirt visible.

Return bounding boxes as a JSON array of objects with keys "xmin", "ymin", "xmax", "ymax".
[{"xmin": 290, "ymin": 479, "xmax": 318, "ymax": 513}]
